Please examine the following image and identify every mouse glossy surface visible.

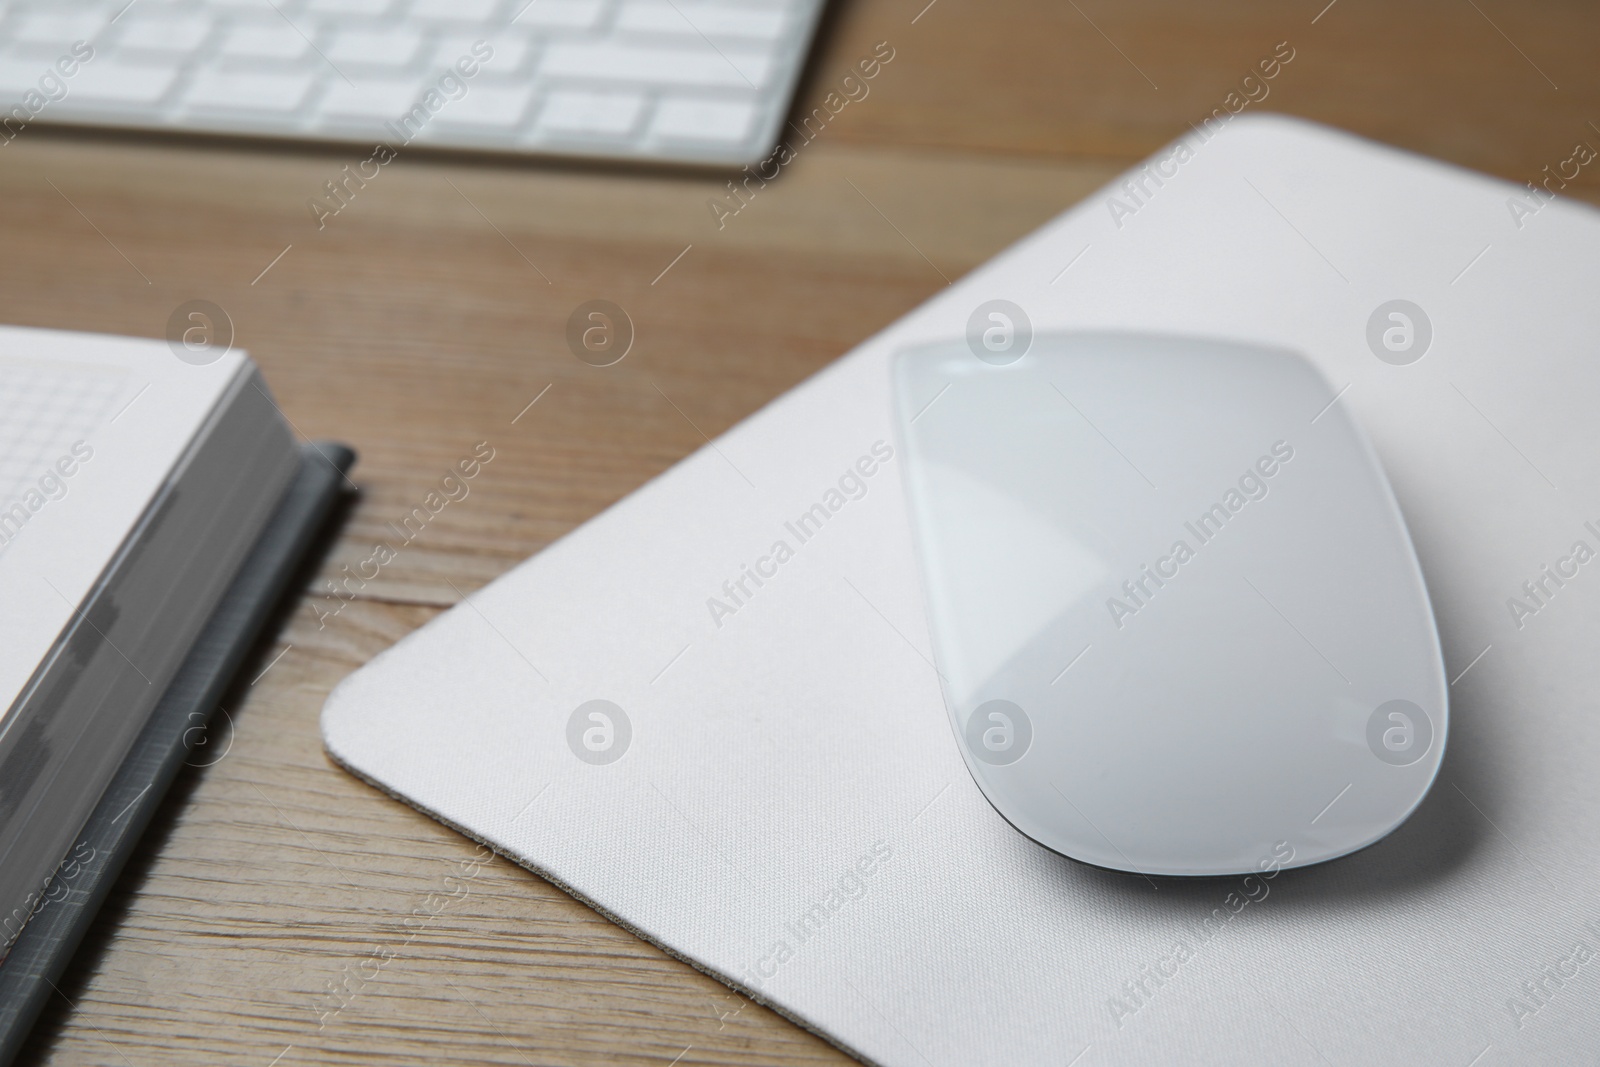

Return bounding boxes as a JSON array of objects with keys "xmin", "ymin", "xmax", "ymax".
[{"xmin": 892, "ymin": 333, "xmax": 1447, "ymax": 876}]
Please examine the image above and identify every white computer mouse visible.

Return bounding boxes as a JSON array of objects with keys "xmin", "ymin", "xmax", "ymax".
[{"xmin": 891, "ymin": 332, "xmax": 1447, "ymax": 877}]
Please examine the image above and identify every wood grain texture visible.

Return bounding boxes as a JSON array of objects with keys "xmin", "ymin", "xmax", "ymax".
[
  {"xmin": 817, "ymin": 0, "xmax": 1600, "ymax": 184},
  {"xmin": 2, "ymin": 0, "xmax": 1597, "ymax": 1062}
]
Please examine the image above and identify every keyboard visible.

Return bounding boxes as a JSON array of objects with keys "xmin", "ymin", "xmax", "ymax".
[{"xmin": 0, "ymin": 0, "xmax": 826, "ymax": 166}]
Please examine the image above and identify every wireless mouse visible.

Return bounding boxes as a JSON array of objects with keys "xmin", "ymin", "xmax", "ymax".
[{"xmin": 892, "ymin": 332, "xmax": 1447, "ymax": 877}]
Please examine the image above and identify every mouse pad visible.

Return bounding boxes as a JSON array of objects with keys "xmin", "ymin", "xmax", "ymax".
[{"xmin": 324, "ymin": 116, "xmax": 1600, "ymax": 1066}]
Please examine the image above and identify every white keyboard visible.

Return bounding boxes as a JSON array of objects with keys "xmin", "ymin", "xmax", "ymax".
[{"xmin": 0, "ymin": 0, "xmax": 826, "ymax": 166}]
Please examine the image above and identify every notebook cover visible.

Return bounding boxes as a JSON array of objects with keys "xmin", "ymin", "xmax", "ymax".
[{"xmin": 0, "ymin": 443, "xmax": 355, "ymax": 1067}]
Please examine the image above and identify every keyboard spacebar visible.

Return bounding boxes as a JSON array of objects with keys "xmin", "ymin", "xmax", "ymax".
[{"xmin": 540, "ymin": 42, "xmax": 773, "ymax": 89}]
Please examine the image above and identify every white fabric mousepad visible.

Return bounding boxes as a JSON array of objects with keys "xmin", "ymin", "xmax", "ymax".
[{"xmin": 324, "ymin": 115, "xmax": 1600, "ymax": 1066}]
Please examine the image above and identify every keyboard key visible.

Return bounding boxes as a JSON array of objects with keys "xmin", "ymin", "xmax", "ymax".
[
  {"xmin": 650, "ymin": 96, "xmax": 756, "ymax": 144},
  {"xmin": 183, "ymin": 69, "xmax": 318, "ymax": 114},
  {"xmin": 306, "ymin": 0, "xmax": 397, "ymax": 13},
  {"xmin": 540, "ymin": 41, "xmax": 772, "ymax": 89},
  {"xmin": 536, "ymin": 88, "xmax": 643, "ymax": 137},
  {"xmin": 10, "ymin": 11, "xmax": 111, "ymax": 49},
  {"xmin": 53, "ymin": 60, "xmax": 180, "ymax": 108},
  {"xmin": 431, "ymin": 33, "xmax": 531, "ymax": 74},
  {"xmin": 511, "ymin": 0, "xmax": 606, "ymax": 30},
  {"xmin": 219, "ymin": 22, "xmax": 312, "ymax": 61},
  {"xmin": 325, "ymin": 27, "xmax": 426, "ymax": 69},
  {"xmin": 114, "ymin": 14, "xmax": 215, "ymax": 56},
  {"xmin": 615, "ymin": 2, "xmax": 787, "ymax": 40},
  {"xmin": 408, "ymin": 0, "xmax": 501, "ymax": 16},
  {"xmin": 430, "ymin": 83, "xmax": 534, "ymax": 129},
  {"xmin": 317, "ymin": 77, "xmax": 425, "ymax": 124},
  {"xmin": 0, "ymin": 59, "xmax": 45, "ymax": 98}
]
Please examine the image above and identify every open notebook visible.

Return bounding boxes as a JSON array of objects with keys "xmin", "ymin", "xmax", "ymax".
[{"xmin": 324, "ymin": 116, "xmax": 1600, "ymax": 1065}]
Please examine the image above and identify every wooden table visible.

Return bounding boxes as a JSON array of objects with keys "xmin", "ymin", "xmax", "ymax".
[{"xmin": 6, "ymin": 2, "xmax": 1597, "ymax": 1063}]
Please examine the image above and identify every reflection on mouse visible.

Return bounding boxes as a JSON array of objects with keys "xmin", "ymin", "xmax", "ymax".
[{"xmin": 892, "ymin": 332, "xmax": 1447, "ymax": 877}]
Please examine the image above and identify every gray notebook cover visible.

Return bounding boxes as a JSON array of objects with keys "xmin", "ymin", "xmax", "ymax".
[{"xmin": 0, "ymin": 443, "xmax": 354, "ymax": 1067}]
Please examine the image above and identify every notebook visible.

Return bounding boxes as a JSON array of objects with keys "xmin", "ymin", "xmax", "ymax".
[
  {"xmin": 0, "ymin": 441, "xmax": 355, "ymax": 1067},
  {"xmin": 0, "ymin": 326, "xmax": 300, "ymax": 959},
  {"xmin": 323, "ymin": 115, "xmax": 1600, "ymax": 1065}
]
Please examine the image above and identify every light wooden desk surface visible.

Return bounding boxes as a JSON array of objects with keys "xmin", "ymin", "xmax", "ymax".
[{"xmin": 5, "ymin": 2, "xmax": 1598, "ymax": 1063}]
